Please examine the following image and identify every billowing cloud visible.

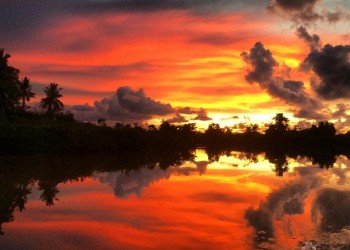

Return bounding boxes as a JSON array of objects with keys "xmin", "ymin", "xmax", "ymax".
[
  {"xmin": 193, "ymin": 108, "xmax": 212, "ymax": 121},
  {"xmin": 241, "ymin": 42, "xmax": 277, "ymax": 84},
  {"xmin": 242, "ymin": 42, "xmax": 323, "ymax": 119},
  {"xmin": 70, "ymin": 86, "xmax": 174, "ymax": 122},
  {"xmin": 116, "ymin": 87, "xmax": 172, "ymax": 115},
  {"xmin": 302, "ymin": 44, "xmax": 350, "ymax": 100},
  {"xmin": 95, "ymin": 162, "xmax": 208, "ymax": 198},
  {"xmin": 96, "ymin": 168, "xmax": 172, "ymax": 199}
]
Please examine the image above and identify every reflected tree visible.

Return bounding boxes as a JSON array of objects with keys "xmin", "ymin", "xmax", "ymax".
[
  {"xmin": 265, "ymin": 150, "xmax": 289, "ymax": 176},
  {"xmin": 0, "ymin": 179, "xmax": 32, "ymax": 235},
  {"xmin": 38, "ymin": 180, "xmax": 59, "ymax": 207}
]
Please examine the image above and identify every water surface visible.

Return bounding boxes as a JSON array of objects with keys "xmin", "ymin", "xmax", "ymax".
[{"xmin": 1, "ymin": 149, "xmax": 349, "ymax": 249}]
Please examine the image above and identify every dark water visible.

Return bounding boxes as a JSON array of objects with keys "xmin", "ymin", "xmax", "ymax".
[{"xmin": 0, "ymin": 149, "xmax": 349, "ymax": 249}]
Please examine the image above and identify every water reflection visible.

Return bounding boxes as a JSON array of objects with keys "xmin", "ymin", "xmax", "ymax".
[{"xmin": 0, "ymin": 149, "xmax": 349, "ymax": 249}]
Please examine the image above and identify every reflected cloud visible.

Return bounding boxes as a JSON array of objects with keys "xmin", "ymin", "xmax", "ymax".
[
  {"xmin": 94, "ymin": 161, "xmax": 208, "ymax": 199},
  {"xmin": 313, "ymin": 189, "xmax": 350, "ymax": 233},
  {"xmin": 96, "ymin": 166, "xmax": 172, "ymax": 199},
  {"xmin": 246, "ymin": 165, "xmax": 350, "ymax": 248}
]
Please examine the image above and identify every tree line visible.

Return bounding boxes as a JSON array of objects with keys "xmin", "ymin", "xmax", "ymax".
[{"xmin": 2, "ymin": 48, "xmax": 350, "ymax": 155}]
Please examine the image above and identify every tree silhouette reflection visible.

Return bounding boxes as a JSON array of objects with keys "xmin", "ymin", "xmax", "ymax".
[
  {"xmin": 0, "ymin": 149, "xmax": 194, "ymax": 235},
  {"xmin": 0, "ymin": 178, "xmax": 32, "ymax": 235},
  {"xmin": 38, "ymin": 180, "xmax": 59, "ymax": 207},
  {"xmin": 265, "ymin": 150, "xmax": 289, "ymax": 177}
]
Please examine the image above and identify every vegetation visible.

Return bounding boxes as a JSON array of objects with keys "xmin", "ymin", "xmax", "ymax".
[
  {"xmin": 2, "ymin": 49, "xmax": 350, "ymax": 237},
  {"xmin": 40, "ymin": 82, "xmax": 64, "ymax": 116},
  {"xmin": 1, "ymin": 48, "xmax": 350, "ymax": 161}
]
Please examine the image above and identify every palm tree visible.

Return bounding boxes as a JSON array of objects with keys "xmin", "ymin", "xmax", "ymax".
[
  {"xmin": 19, "ymin": 77, "xmax": 35, "ymax": 110},
  {"xmin": 0, "ymin": 48, "xmax": 20, "ymax": 120},
  {"xmin": 40, "ymin": 82, "xmax": 64, "ymax": 116}
]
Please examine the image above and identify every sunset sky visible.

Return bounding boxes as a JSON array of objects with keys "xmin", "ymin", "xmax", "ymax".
[{"xmin": 1, "ymin": 0, "xmax": 350, "ymax": 130}]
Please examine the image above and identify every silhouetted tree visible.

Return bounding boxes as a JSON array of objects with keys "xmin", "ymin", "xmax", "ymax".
[
  {"xmin": 18, "ymin": 77, "xmax": 35, "ymax": 110},
  {"xmin": 265, "ymin": 113, "xmax": 289, "ymax": 139},
  {"xmin": 0, "ymin": 49, "xmax": 20, "ymax": 120},
  {"xmin": 40, "ymin": 83, "xmax": 64, "ymax": 116},
  {"xmin": 159, "ymin": 121, "xmax": 177, "ymax": 133}
]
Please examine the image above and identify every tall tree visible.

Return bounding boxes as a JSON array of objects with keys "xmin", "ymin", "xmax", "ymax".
[
  {"xmin": 0, "ymin": 49, "xmax": 20, "ymax": 120},
  {"xmin": 19, "ymin": 77, "xmax": 35, "ymax": 109},
  {"xmin": 40, "ymin": 82, "xmax": 64, "ymax": 116},
  {"xmin": 266, "ymin": 113, "xmax": 289, "ymax": 136}
]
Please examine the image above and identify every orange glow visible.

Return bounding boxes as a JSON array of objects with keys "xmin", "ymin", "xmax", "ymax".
[{"xmin": 4, "ymin": 2, "xmax": 348, "ymax": 128}]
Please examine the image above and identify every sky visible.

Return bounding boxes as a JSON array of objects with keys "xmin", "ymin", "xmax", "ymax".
[{"xmin": 1, "ymin": 0, "xmax": 350, "ymax": 130}]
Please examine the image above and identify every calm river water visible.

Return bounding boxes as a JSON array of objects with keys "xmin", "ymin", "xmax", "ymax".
[{"xmin": 0, "ymin": 149, "xmax": 349, "ymax": 249}]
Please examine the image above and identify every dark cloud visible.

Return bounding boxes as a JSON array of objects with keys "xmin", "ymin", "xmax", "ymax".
[
  {"xmin": 268, "ymin": 0, "xmax": 349, "ymax": 25},
  {"xmin": 294, "ymin": 109, "xmax": 327, "ymax": 120},
  {"xmin": 73, "ymin": 0, "xmax": 269, "ymax": 15},
  {"xmin": 241, "ymin": 42, "xmax": 277, "ymax": 84},
  {"xmin": 166, "ymin": 113, "xmax": 188, "ymax": 123},
  {"xmin": 302, "ymin": 44, "xmax": 350, "ymax": 100},
  {"xmin": 116, "ymin": 86, "xmax": 172, "ymax": 115},
  {"xmin": 332, "ymin": 103, "xmax": 349, "ymax": 118},
  {"xmin": 272, "ymin": 0, "xmax": 319, "ymax": 11},
  {"xmin": 296, "ymin": 26, "xmax": 322, "ymax": 51},
  {"xmin": 242, "ymin": 42, "xmax": 323, "ymax": 119},
  {"xmin": 268, "ymin": 0, "xmax": 321, "ymax": 24},
  {"xmin": 193, "ymin": 108, "xmax": 212, "ymax": 121},
  {"xmin": 70, "ymin": 86, "xmax": 174, "ymax": 122},
  {"xmin": 297, "ymin": 26, "xmax": 350, "ymax": 101}
]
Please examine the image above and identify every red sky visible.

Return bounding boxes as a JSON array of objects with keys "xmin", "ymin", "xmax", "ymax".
[{"xmin": 2, "ymin": 0, "xmax": 350, "ymax": 129}]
